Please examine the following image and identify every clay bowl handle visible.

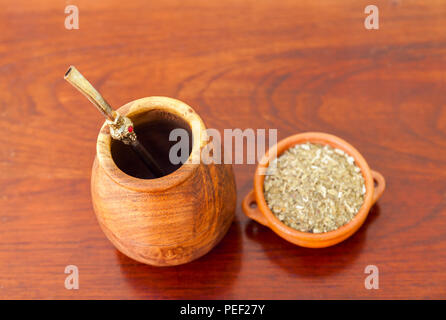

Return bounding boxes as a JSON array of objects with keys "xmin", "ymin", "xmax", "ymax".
[
  {"xmin": 371, "ymin": 170, "xmax": 385, "ymax": 205},
  {"xmin": 242, "ymin": 190, "xmax": 269, "ymax": 227}
]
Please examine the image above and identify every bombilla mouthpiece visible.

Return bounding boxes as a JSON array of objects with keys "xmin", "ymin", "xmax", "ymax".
[
  {"xmin": 64, "ymin": 65, "xmax": 136, "ymax": 145},
  {"xmin": 63, "ymin": 65, "xmax": 165, "ymax": 177},
  {"xmin": 64, "ymin": 66, "xmax": 116, "ymax": 121}
]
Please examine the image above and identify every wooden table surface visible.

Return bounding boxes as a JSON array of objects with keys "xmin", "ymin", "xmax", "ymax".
[{"xmin": 1, "ymin": 0, "xmax": 446, "ymax": 299}]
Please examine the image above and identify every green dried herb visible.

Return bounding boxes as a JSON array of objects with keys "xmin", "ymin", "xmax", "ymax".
[{"xmin": 264, "ymin": 143, "xmax": 365, "ymax": 233}]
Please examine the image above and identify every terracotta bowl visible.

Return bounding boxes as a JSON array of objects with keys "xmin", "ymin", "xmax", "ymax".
[{"xmin": 242, "ymin": 132, "xmax": 385, "ymax": 248}]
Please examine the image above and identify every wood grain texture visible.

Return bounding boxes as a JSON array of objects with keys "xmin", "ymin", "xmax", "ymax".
[{"xmin": 1, "ymin": 0, "xmax": 446, "ymax": 299}]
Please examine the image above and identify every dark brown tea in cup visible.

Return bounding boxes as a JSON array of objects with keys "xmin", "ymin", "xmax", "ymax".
[{"xmin": 111, "ymin": 111, "xmax": 192, "ymax": 179}]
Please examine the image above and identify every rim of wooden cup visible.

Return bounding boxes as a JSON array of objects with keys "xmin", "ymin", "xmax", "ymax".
[{"xmin": 96, "ymin": 96, "xmax": 207, "ymax": 193}]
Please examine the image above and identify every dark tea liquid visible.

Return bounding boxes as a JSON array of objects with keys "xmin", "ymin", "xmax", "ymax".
[{"xmin": 111, "ymin": 112, "xmax": 192, "ymax": 179}]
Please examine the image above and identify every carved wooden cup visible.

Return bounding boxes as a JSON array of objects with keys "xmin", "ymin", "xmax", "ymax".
[{"xmin": 91, "ymin": 97, "xmax": 236, "ymax": 266}]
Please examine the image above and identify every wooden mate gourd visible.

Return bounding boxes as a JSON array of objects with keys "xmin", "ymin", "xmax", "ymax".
[{"xmin": 65, "ymin": 67, "xmax": 236, "ymax": 266}]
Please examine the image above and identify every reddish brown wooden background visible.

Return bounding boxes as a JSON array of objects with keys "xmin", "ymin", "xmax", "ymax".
[{"xmin": 1, "ymin": 0, "xmax": 446, "ymax": 299}]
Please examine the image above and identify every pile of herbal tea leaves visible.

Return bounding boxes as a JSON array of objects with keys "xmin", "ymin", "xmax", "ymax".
[{"xmin": 264, "ymin": 143, "xmax": 366, "ymax": 233}]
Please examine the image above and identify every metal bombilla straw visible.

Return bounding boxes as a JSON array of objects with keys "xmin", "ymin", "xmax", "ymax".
[{"xmin": 64, "ymin": 66, "xmax": 165, "ymax": 178}]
